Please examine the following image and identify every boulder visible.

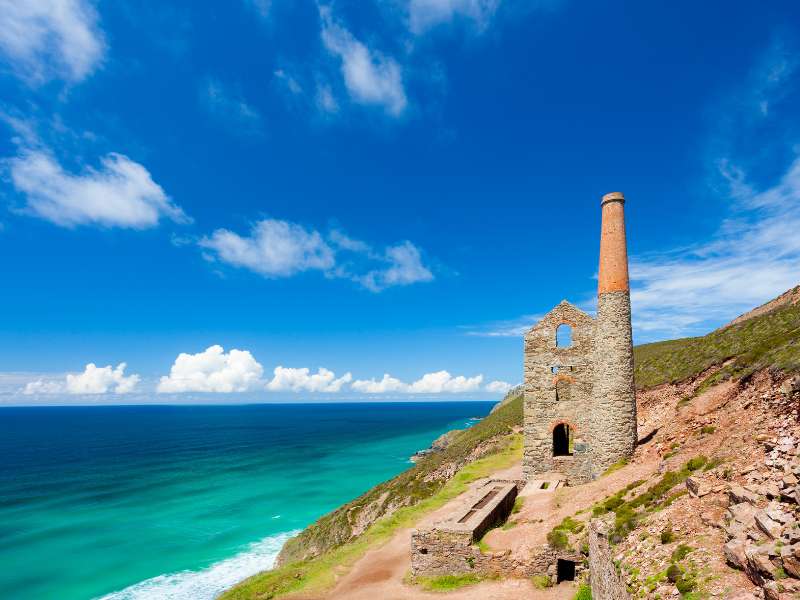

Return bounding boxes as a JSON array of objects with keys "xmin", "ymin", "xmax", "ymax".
[
  {"xmin": 723, "ymin": 538, "xmax": 748, "ymax": 571},
  {"xmin": 783, "ymin": 555, "xmax": 800, "ymax": 578},
  {"xmin": 686, "ymin": 476, "xmax": 710, "ymax": 497},
  {"xmin": 730, "ymin": 484, "xmax": 761, "ymax": 505}
]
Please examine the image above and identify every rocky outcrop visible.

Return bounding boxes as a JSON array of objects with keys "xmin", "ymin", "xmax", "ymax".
[{"xmin": 722, "ymin": 432, "xmax": 800, "ymax": 599}]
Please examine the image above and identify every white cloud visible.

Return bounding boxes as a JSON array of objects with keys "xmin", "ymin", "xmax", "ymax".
[
  {"xmin": 407, "ymin": 0, "xmax": 500, "ymax": 33},
  {"xmin": 274, "ymin": 69, "xmax": 303, "ymax": 95},
  {"xmin": 485, "ymin": 380, "xmax": 513, "ymax": 394},
  {"xmin": 629, "ymin": 155, "xmax": 800, "ymax": 339},
  {"xmin": 266, "ymin": 366, "xmax": 353, "ymax": 392},
  {"xmin": 408, "ymin": 370, "xmax": 483, "ymax": 393},
  {"xmin": 351, "ymin": 370, "xmax": 483, "ymax": 393},
  {"xmin": 199, "ymin": 220, "xmax": 335, "ymax": 278},
  {"xmin": 359, "ymin": 242, "xmax": 434, "ymax": 292},
  {"xmin": 199, "ymin": 219, "xmax": 434, "ymax": 292},
  {"xmin": 7, "ymin": 150, "xmax": 189, "ymax": 229},
  {"xmin": 23, "ymin": 362, "xmax": 140, "ymax": 395},
  {"xmin": 157, "ymin": 345, "xmax": 264, "ymax": 393},
  {"xmin": 0, "ymin": 0, "xmax": 105, "ymax": 84},
  {"xmin": 351, "ymin": 373, "xmax": 408, "ymax": 393},
  {"xmin": 202, "ymin": 78, "xmax": 263, "ymax": 132},
  {"xmin": 320, "ymin": 6, "xmax": 407, "ymax": 116}
]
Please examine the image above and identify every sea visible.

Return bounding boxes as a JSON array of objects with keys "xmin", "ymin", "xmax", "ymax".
[{"xmin": 0, "ymin": 402, "xmax": 493, "ymax": 600}]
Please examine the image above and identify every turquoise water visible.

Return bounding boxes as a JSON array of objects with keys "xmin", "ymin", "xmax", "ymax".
[{"xmin": 0, "ymin": 402, "xmax": 492, "ymax": 600}]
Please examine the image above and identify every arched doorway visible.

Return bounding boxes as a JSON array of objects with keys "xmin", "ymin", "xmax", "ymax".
[{"xmin": 553, "ymin": 423, "xmax": 572, "ymax": 456}]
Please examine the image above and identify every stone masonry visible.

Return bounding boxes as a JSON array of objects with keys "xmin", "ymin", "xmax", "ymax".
[{"xmin": 523, "ymin": 192, "xmax": 637, "ymax": 484}]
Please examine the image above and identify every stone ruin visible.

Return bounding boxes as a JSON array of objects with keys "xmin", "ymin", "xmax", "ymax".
[
  {"xmin": 524, "ymin": 191, "xmax": 637, "ymax": 484},
  {"xmin": 410, "ymin": 192, "xmax": 638, "ymax": 584}
]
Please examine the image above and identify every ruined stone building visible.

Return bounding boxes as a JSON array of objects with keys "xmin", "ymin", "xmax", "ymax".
[{"xmin": 523, "ymin": 192, "xmax": 637, "ymax": 484}]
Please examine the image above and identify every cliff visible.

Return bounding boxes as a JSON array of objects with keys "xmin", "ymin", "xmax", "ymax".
[{"xmin": 223, "ymin": 285, "xmax": 800, "ymax": 600}]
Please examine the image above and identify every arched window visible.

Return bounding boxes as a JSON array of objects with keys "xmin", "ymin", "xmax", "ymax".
[
  {"xmin": 556, "ymin": 324, "xmax": 573, "ymax": 348},
  {"xmin": 553, "ymin": 423, "xmax": 573, "ymax": 456}
]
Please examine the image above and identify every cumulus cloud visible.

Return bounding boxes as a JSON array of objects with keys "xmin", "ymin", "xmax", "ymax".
[
  {"xmin": 320, "ymin": 6, "xmax": 407, "ymax": 116},
  {"xmin": 485, "ymin": 380, "xmax": 513, "ymax": 394},
  {"xmin": 201, "ymin": 78, "xmax": 263, "ymax": 133},
  {"xmin": 351, "ymin": 373, "xmax": 408, "ymax": 393},
  {"xmin": 351, "ymin": 370, "xmax": 483, "ymax": 394},
  {"xmin": 199, "ymin": 219, "xmax": 434, "ymax": 292},
  {"xmin": 407, "ymin": 0, "xmax": 500, "ymax": 33},
  {"xmin": 6, "ymin": 150, "xmax": 189, "ymax": 229},
  {"xmin": 358, "ymin": 242, "xmax": 434, "ymax": 292},
  {"xmin": 266, "ymin": 366, "xmax": 353, "ymax": 392},
  {"xmin": 23, "ymin": 362, "xmax": 140, "ymax": 395},
  {"xmin": 0, "ymin": 0, "xmax": 105, "ymax": 84},
  {"xmin": 199, "ymin": 220, "xmax": 335, "ymax": 278},
  {"xmin": 157, "ymin": 345, "xmax": 264, "ymax": 393}
]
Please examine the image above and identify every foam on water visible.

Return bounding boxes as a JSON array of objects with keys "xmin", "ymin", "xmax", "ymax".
[{"xmin": 95, "ymin": 530, "xmax": 300, "ymax": 600}]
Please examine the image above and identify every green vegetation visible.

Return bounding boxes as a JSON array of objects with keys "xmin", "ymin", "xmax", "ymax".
[
  {"xmin": 603, "ymin": 456, "xmax": 629, "ymax": 476},
  {"xmin": 221, "ymin": 430, "xmax": 523, "ymax": 600},
  {"xmin": 573, "ymin": 583, "xmax": 592, "ymax": 600},
  {"xmin": 546, "ymin": 515, "xmax": 584, "ymax": 549},
  {"xmin": 276, "ymin": 391, "xmax": 523, "ymax": 566},
  {"xmin": 633, "ymin": 294, "xmax": 800, "ymax": 388},
  {"xmin": 531, "ymin": 574, "xmax": 552, "ymax": 589},
  {"xmin": 671, "ymin": 544, "xmax": 693, "ymax": 562},
  {"xmin": 512, "ymin": 496, "xmax": 525, "ymax": 513},
  {"xmin": 415, "ymin": 572, "xmax": 497, "ymax": 591},
  {"xmin": 700, "ymin": 425, "xmax": 716, "ymax": 435},
  {"xmin": 660, "ymin": 523, "xmax": 674, "ymax": 544},
  {"xmin": 591, "ymin": 458, "xmax": 703, "ymax": 543}
]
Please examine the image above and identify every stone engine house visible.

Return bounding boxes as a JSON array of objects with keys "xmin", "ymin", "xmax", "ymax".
[{"xmin": 523, "ymin": 192, "xmax": 637, "ymax": 484}]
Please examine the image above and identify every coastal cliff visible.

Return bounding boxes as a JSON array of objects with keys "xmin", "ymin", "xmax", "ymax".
[
  {"xmin": 223, "ymin": 286, "xmax": 800, "ymax": 600},
  {"xmin": 276, "ymin": 389, "xmax": 523, "ymax": 565}
]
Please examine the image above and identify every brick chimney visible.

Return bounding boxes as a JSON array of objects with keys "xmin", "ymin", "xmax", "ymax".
[{"xmin": 591, "ymin": 192, "xmax": 637, "ymax": 477}]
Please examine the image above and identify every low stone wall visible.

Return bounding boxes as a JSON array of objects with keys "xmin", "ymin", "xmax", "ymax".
[
  {"xmin": 588, "ymin": 517, "xmax": 629, "ymax": 599},
  {"xmin": 411, "ymin": 529, "xmax": 583, "ymax": 582}
]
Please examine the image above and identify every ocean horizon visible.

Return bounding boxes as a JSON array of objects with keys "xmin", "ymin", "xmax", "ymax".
[{"xmin": 0, "ymin": 401, "xmax": 494, "ymax": 600}]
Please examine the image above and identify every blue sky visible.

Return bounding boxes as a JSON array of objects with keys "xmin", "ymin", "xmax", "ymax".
[{"xmin": 1, "ymin": 0, "xmax": 800, "ymax": 404}]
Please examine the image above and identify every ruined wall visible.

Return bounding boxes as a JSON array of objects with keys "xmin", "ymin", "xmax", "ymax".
[
  {"xmin": 588, "ymin": 517, "xmax": 629, "ymax": 599},
  {"xmin": 411, "ymin": 529, "xmax": 583, "ymax": 582},
  {"xmin": 523, "ymin": 301, "xmax": 595, "ymax": 484},
  {"xmin": 590, "ymin": 290, "xmax": 637, "ymax": 476}
]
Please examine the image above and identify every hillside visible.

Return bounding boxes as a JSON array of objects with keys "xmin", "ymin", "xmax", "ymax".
[
  {"xmin": 634, "ymin": 293, "xmax": 800, "ymax": 389},
  {"xmin": 223, "ymin": 286, "xmax": 800, "ymax": 600}
]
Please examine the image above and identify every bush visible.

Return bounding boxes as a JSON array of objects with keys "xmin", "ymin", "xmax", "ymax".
[
  {"xmin": 660, "ymin": 524, "xmax": 674, "ymax": 544},
  {"xmin": 676, "ymin": 575, "xmax": 696, "ymax": 593},
  {"xmin": 671, "ymin": 544, "xmax": 692, "ymax": 562},
  {"xmin": 700, "ymin": 425, "xmax": 716, "ymax": 435},
  {"xmin": 686, "ymin": 456, "xmax": 707, "ymax": 471},
  {"xmin": 547, "ymin": 528, "xmax": 569, "ymax": 549},
  {"xmin": 573, "ymin": 583, "xmax": 592, "ymax": 600},
  {"xmin": 666, "ymin": 564, "xmax": 681, "ymax": 583}
]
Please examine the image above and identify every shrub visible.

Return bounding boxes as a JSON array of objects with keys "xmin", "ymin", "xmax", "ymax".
[
  {"xmin": 671, "ymin": 544, "xmax": 692, "ymax": 562},
  {"xmin": 573, "ymin": 583, "xmax": 592, "ymax": 600},
  {"xmin": 666, "ymin": 564, "xmax": 681, "ymax": 583},
  {"xmin": 660, "ymin": 524, "xmax": 674, "ymax": 544},
  {"xmin": 547, "ymin": 528, "xmax": 569, "ymax": 549},
  {"xmin": 700, "ymin": 425, "xmax": 716, "ymax": 435},
  {"xmin": 676, "ymin": 575, "xmax": 696, "ymax": 593},
  {"xmin": 686, "ymin": 456, "xmax": 707, "ymax": 471}
]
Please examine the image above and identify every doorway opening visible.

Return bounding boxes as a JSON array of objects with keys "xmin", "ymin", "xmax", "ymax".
[
  {"xmin": 557, "ymin": 559, "xmax": 576, "ymax": 583},
  {"xmin": 553, "ymin": 423, "xmax": 572, "ymax": 456}
]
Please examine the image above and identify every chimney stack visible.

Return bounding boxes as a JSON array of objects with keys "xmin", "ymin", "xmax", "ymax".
[{"xmin": 591, "ymin": 192, "xmax": 637, "ymax": 476}]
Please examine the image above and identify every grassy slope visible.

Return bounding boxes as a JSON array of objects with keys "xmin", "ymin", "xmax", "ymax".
[
  {"xmin": 275, "ymin": 392, "xmax": 523, "ymax": 565},
  {"xmin": 221, "ymin": 434, "xmax": 523, "ymax": 600},
  {"xmin": 634, "ymin": 298, "xmax": 800, "ymax": 389}
]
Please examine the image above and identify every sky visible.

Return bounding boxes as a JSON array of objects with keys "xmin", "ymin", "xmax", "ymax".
[{"xmin": 1, "ymin": 0, "xmax": 800, "ymax": 405}]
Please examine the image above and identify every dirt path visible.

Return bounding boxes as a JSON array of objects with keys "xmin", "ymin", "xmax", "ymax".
[{"xmin": 289, "ymin": 464, "xmax": 584, "ymax": 600}]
